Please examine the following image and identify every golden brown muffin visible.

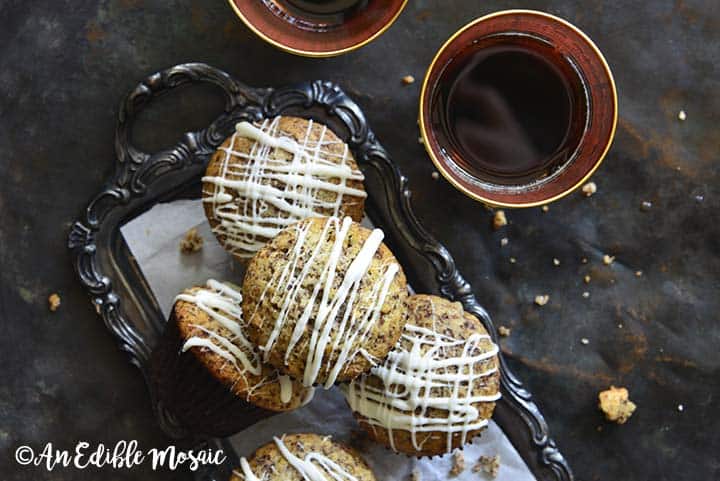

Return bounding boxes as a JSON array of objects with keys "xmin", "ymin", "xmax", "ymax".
[
  {"xmin": 242, "ymin": 216, "xmax": 408, "ymax": 388},
  {"xmin": 202, "ymin": 116, "xmax": 366, "ymax": 262},
  {"xmin": 231, "ymin": 433, "xmax": 376, "ymax": 481},
  {"xmin": 342, "ymin": 294, "xmax": 501, "ymax": 457},
  {"xmin": 173, "ymin": 280, "xmax": 312, "ymax": 411}
]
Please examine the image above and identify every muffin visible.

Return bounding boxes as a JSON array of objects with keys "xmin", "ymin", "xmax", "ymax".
[
  {"xmin": 150, "ymin": 280, "xmax": 313, "ymax": 438},
  {"xmin": 202, "ymin": 116, "xmax": 366, "ymax": 262},
  {"xmin": 242, "ymin": 216, "xmax": 408, "ymax": 388},
  {"xmin": 231, "ymin": 433, "xmax": 376, "ymax": 481},
  {"xmin": 342, "ymin": 294, "xmax": 501, "ymax": 457}
]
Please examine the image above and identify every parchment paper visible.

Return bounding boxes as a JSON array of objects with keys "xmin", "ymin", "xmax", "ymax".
[{"xmin": 121, "ymin": 199, "xmax": 536, "ymax": 481}]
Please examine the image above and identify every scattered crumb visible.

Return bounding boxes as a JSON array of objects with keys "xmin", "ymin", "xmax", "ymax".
[
  {"xmin": 584, "ymin": 275, "xmax": 591, "ymax": 284},
  {"xmin": 509, "ymin": 257, "xmax": 517, "ymax": 264},
  {"xmin": 180, "ymin": 228, "xmax": 204, "ymax": 254},
  {"xmin": 492, "ymin": 210, "xmax": 507, "ymax": 230},
  {"xmin": 603, "ymin": 254, "xmax": 615, "ymax": 265},
  {"xmin": 410, "ymin": 468, "xmax": 422, "ymax": 481},
  {"xmin": 581, "ymin": 257, "xmax": 588, "ymax": 264},
  {"xmin": 618, "ymin": 323, "xmax": 623, "ymax": 329},
  {"xmin": 500, "ymin": 237, "xmax": 508, "ymax": 247},
  {"xmin": 598, "ymin": 386, "xmax": 637, "ymax": 424},
  {"xmin": 450, "ymin": 451, "xmax": 465, "ymax": 477},
  {"xmin": 596, "ymin": 425, "xmax": 603, "ymax": 432},
  {"xmin": 678, "ymin": 110, "xmax": 687, "ymax": 121},
  {"xmin": 635, "ymin": 270, "xmax": 643, "ymax": 277},
  {"xmin": 677, "ymin": 404, "xmax": 684, "ymax": 412},
  {"xmin": 553, "ymin": 258, "xmax": 560, "ymax": 266},
  {"xmin": 473, "ymin": 454, "xmax": 500, "ymax": 478},
  {"xmin": 534, "ymin": 294, "xmax": 549, "ymax": 306},
  {"xmin": 582, "ymin": 291, "xmax": 590, "ymax": 298},
  {"xmin": 418, "ymin": 136, "xmax": 424, "ymax": 144},
  {"xmin": 48, "ymin": 293, "xmax": 61, "ymax": 312},
  {"xmin": 498, "ymin": 325, "xmax": 511, "ymax": 337},
  {"xmin": 431, "ymin": 171, "xmax": 440, "ymax": 180},
  {"xmin": 581, "ymin": 337, "xmax": 589, "ymax": 345},
  {"xmin": 582, "ymin": 181, "xmax": 597, "ymax": 197},
  {"xmin": 541, "ymin": 205, "xmax": 549, "ymax": 213},
  {"xmin": 640, "ymin": 200, "xmax": 653, "ymax": 211},
  {"xmin": 401, "ymin": 75, "xmax": 415, "ymax": 85}
]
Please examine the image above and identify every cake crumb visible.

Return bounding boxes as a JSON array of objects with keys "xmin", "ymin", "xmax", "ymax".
[
  {"xmin": 410, "ymin": 468, "xmax": 421, "ymax": 481},
  {"xmin": 418, "ymin": 136, "xmax": 424, "ymax": 144},
  {"xmin": 498, "ymin": 325, "xmax": 511, "ymax": 337},
  {"xmin": 541, "ymin": 205, "xmax": 549, "ymax": 213},
  {"xmin": 582, "ymin": 291, "xmax": 590, "ymax": 298},
  {"xmin": 402, "ymin": 75, "xmax": 415, "ymax": 85},
  {"xmin": 584, "ymin": 275, "xmax": 591, "ymax": 284},
  {"xmin": 598, "ymin": 386, "xmax": 636, "ymax": 424},
  {"xmin": 677, "ymin": 404, "xmax": 684, "ymax": 412},
  {"xmin": 582, "ymin": 181, "xmax": 597, "ymax": 197},
  {"xmin": 581, "ymin": 257, "xmax": 588, "ymax": 264},
  {"xmin": 678, "ymin": 110, "xmax": 687, "ymax": 121},
  {"xmin": 48, "ymin": 293, "xmax": 61, "ymax": 312},
  {"xmin": 509, "ymin": 257, "xmax": 517, "ymax": 264},
  {"xmin": 431, "ymin": 171, "xmax": 440, "ymax": 180},
  {"xmin": 635, "ymin": 270, "xmax": 643, "ymax": 277},
  {"xmin": 450, "ymin": 451, "xmax": 465, "ymax": 476},
  {"xmin": 534, "ymin": 294, "xmax": 549, "ymax": 306},
  {"xmin": 500, "ymin": 237, "xmax": 508, "ymax": 247},
  {"xmin": 581, "ymin": 337, "xmax": 589, "ymax": 345},
  {"xmin": 553, "ymin": 258, "xmax": 560, "ymax": 266},
  {"xmin": 603, "ymin": 254, "xmax": 615, "ymax": 265},
  {"xmin": 492, "ymin": 210, "xmax": 507, "ymax": 230},
  {"xmin": 473, "ymin": 454, "xmax": 500, "ymax": 478},
  {"xmin": 180, "ymin": 228, "xmax": 204, "ymax": 254}
]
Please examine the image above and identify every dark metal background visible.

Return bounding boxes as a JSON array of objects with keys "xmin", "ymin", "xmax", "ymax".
[{"xmin": 0, "ymin": 1, "xmax": 718, "ymax": 481}]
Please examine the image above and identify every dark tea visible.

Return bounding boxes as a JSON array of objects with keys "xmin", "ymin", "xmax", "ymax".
[
  {"xmin": 430, "ymin": 35, "xmax": 588, "ymax": 186},
  {"xmin": 271, "ymin": 0, "xmax": 367, "ymax": 28}
]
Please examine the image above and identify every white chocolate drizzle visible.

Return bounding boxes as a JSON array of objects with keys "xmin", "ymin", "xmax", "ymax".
[
  {"xmin": 249, "ymin": 216, "xmax": 400, "ymax": 389},
  {"xmin": 177, "ymin": 279, "xmax": 312, "ymax": 405},
  {"xmin": 343, "ymin": 302, "xmax": 501, "ymax": 453},
  {"xmin": 202, "ymin": 118, "xmax": 367, "ymax": 259},
  {"xmin": 235, "ymin": 436, "xmax": 358, "ymax": 481}
]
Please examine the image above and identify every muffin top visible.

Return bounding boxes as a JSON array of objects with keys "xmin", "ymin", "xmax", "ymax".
[
  {"xmin": 174, "ymin": 280, "xmax": 313, "ymax": 412},
  {"xmin": 231, "ymin": 433, "xmax": 376, "ymax": 481},
  {"xmin": 343, "ymin": 294, "xmax": 501, "ymax": 456},
  {"xmin": 202, "ymin": 116, "xmax": 366, "ymax": 262},
  {"xmin": 242, "ymin": 216, "xmax": 408, "ymax": 388}
]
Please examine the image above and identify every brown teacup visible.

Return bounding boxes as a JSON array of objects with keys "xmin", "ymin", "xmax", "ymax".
[
  {"xmin": 419, "ymin": 10, "xmax": 617, "ymax": 207},
  {"xmin": 229, "ymin": 0, "xmax": 407, "ymax": 58}
]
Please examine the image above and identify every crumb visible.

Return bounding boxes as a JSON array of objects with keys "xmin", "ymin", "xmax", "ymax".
[
  {"xmin": 402, "ymin": 75, "xmax": 415, "ymax": 85},
  {"xmin": 431, "ymin": 171, "xmax": 440, "ymax": 180},
  {"xmin": 678, "ymin": 110, "xmax": 687, "ymax": 121},
  {"xmin": 180, "ymin": 228, "xmax": 203, "ymax": 254},
  {"xmin": 618, "ymin": 323, "xmax": 623, "ymax": 329},
  {"xmin": 492, "ymin": 210, "xmax": 507, "ymax": 230},
  {"xmin": 541, "ymin": 205, "xmax": 549, "ymax": 213},
  {"xmin": 534, "ymin": 294, "xmax": 549, "ymax": 306},
  {"xmin": 48, "ymin": 293, "xmax": 61, "ymax": 312},
  {"xmin": 500, "ymin": 237, "xmax": 508, "ymax": 247},
  {"xmin": 582, "ymin": 291, "xmax": 590, "ymax": 298},
  {"xmin": 581, "ymin": 257, "xmax": 588, "ymax": 264},
  {"xmin": 635, "ymin": 270, "xmax": 643, "ymax": 277},
  {"xmin": 581, "ymin": 337, "xmax": 589, "ymax": 345},
  {"xmin": 598, "ymin": 386, "xmax": 636, "ymax": 424},
  {"xmin": 582, "ymin": 181, "xmax": 597, "ymax": 197},
  {"xmin": 677, "ymin": 404, "xmax": 684, "ymax": 412},
  {"xmin": 473, "ymin": 454, "xmax": 500, "ymax": 478},
  {"xmin": 553, "ymin": 258, "xmax": 560, "ymax": 266},
  {"xmin": 410, "ymin": 468, "xmax": 421, "ymax": 481},
  {"xmin": 509, "ymin": 257, "xmax": 517, "ymax": 264},
  {"xmin": 596, "ymin": 425, "xmax": 603, "ymax": 432},
  {"xmin": 498, "ymin": 325, "xmax": 511, "ymax": 337},
  {"xmin": 450, "ymin": 451, "xmax": 465, "ymax": 476},
  {"xmin": 584, "ymin": 275, "xmax": 591, "ymax": 284},
  {"xmin": 418, "ymin": 136, "xmax": 424, "ymax": 144},
  {"xmin": 603, "ymin": 254, "xmax": 615, "ymax": 265},
  {"xmin": 640, "ymin": 200, "xmax": 653, "ymax": 211}
]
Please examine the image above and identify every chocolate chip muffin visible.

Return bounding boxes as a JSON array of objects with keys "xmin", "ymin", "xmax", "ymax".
[
  {"xmin": 231, "ymin": 433, "xmax": 376, "ymax": 481},
  {"xmin": 242, "ymin": 216, "xmax": 408, "ymax": 388},
  {"xmin": 202, "ymin": 116, "xmax": 366, "ymax": 262},
  {"xmin": 342, "ymin": 294, "xmax": 501, "ymax": 457},
  {"xmin": 150, "ymin": 280, "xmax": 313, "ymax": 438}
]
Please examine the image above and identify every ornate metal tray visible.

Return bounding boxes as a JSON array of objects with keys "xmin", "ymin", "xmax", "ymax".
[{"xmin": 68, "ymin": 63, "xmax": 573, "ymax": 481}]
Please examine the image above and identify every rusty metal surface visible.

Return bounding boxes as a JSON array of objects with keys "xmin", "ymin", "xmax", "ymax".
[{"xmin": 0, "ymin": 1, "xmax": 717, "ymax": 480}]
